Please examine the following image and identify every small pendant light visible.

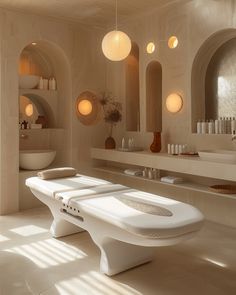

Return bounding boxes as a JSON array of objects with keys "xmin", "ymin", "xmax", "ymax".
[{"xmin": 102, "ymin": 0, "xmax": 131, "ymax": 61}]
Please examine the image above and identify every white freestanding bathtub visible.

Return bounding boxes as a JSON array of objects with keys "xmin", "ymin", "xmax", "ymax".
[{"xmin": 26, "ymin": 174, "xmax": 204, "ymax": 276}]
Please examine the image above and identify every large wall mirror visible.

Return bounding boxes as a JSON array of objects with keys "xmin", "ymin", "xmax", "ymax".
[
  {"xmin": 205, "ymin": 38, "xmax": 236, "ymax": 119},
  {"xmin": 191, "ymin": 29, "xmax": 236, "ymax": 132}
]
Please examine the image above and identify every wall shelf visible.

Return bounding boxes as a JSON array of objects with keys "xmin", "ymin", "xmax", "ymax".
[
  {"xmin": 19, "ymin": 128, "xmax": 64, "ymax": 132},
  {"xmin": 19, "ymin": 88, "xmax": 58, "ymax": 97},
  {"xmin": 94, "ymin": 165, "xmax": 236, "ymax": 200},
  {"xmin": 91, "ymin": 147, "xmax": 236, "ymax": 182}
]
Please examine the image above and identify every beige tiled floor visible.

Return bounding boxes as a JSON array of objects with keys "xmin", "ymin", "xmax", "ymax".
[{"xmin": 0, "ymin": 207, "xmax": 236, "ymax": 295}]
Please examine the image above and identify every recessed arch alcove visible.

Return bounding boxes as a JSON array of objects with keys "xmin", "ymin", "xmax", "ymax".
[
  {"xmin": 191, "ymin": 29, "xmax": 236, "ymax": 132},
  {"xmin": 19, "ymin": 93, "xmax": 56, "ymax": 128},
  {"xmin": 125, "ymin": 42, "xmax": 140, "ymax": 132},
  {"xmin": 146, "ymin": 60, "xmax": 162, "ymax": 132},
  {"xmin": 0, "ymin": 38, "xmax": 72, "ymax": 215}
]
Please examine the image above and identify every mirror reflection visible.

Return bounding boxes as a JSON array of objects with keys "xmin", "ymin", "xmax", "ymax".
[{"xmin": 205, "ymin": 38, "xmax": 236, "ymax": 119}]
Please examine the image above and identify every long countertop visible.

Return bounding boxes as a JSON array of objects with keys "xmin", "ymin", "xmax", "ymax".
[{"xmin": 91, "ymin": 148, "xmax": 236, "ymax": 182}]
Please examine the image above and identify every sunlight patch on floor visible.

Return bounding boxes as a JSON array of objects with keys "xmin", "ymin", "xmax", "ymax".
[
  {"xmin": 5, "ymin": 238, "xmax": 87, "ymax": 268},
  {"xmin": 0, "ymin": 234, "xmax": 10, "ymax": 242},
  {"xmin": 203, "ymin": 257, "xmax": 228, "ymax": 268},
  {"xmin": 9, "ymin": 225, "xmax": 48, "ymax": 237},
  {"xmin": 55, "ymin": 272, "xmax": 141, "ymax": 295}
]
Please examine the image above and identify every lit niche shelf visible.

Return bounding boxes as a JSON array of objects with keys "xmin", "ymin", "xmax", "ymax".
[
  {"xmin": 19, "ymin": 88, "xmax": 58, "ymax": 97},
  {"xmin": 93, "ymin": 165, "xmax": 236, "ymax": 200},
  {"xmin": 91, "ymin": 148, "xmax": 236, "ymax": 182},
  {"xmin": 19, "ymin": 128, "xmax": 64, "ymax": 132}
]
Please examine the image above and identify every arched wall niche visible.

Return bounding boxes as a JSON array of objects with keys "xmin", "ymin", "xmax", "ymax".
[
  {"xmin": 125, "ymin": 42, "xmax": 140, "ymax": 132},
  {"xmin": 18, "ymin": 40, "xmax": 72, "ymax": 129},
  {"xmin": 0, "ymin": 39, "xmax": 72, "ymax": 215},
  {"xmin": 191, "ymin": 28, "xmax": 236, "ymax": 132},
  {"xmin": 146, "ymin": 60, "xmax": 162, "ymax": 132},
  {"xmin": 19, "ymin": 93, "xmax": 56, "ymax": 127}
]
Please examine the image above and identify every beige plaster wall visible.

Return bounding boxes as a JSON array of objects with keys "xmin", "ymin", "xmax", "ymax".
[
  {"xmin": 91, "ymin": 0, "xmax": 236, "ymax": 227},
  {"xmin": 105, "ymin": 0, "xmax": 236, "ymax": 152},
  {"xmin": 0, "ymin": 8, "xmax": 107, "ymax": 214}
]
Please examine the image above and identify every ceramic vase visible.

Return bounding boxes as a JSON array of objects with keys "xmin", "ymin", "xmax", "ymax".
[
  {"xmin": 36, "ymin": 115, "xmax": 47, "ymax": 128},
  {"xmin": 150, "ymin": 131, "xmax": 161, "ymax": 153},
  {"xmin": 105, "ymin": 124, "xmax": 116, "ymax": 149},
  {"xmin": 105, "ymin": 136, "xmax": 116, "ymax": 149}
]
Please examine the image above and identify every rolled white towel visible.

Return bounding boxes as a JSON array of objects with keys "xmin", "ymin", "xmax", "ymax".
[{"xmin": 38, "ymin": 167, "xmax": 77, "ymax": 180}]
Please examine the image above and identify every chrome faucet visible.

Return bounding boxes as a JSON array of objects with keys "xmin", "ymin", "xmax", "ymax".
[
  {"xmin": 232, "ymin": 130, "xmax": 236, "ymax": 141},
  {"xmin": 20, "ymin": 134, "xmax": 28, "ymax": 139}
]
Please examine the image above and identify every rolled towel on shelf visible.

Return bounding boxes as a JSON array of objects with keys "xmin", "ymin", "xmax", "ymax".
[
  {"xmin": 124, "ymin": 169, "xmax": 143, "ymax": 176},
  {"xmin": 38, "ymin": 167, "xmax": 77, "ymax": 180},
  {"xmin": 160, "ymin": 176, "xmax": 183, "ymax": 184}
]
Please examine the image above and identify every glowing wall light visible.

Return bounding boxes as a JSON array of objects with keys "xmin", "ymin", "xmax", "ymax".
[
  {"xmin": 146, "ymin": 42, "xmax": 155, "ymax": 54},
  {"xmin": 166, "ymin": 93, "xmax": 183, "ymax": 113},
  {"xmin": 168, "ymin": 36, "xmax": 178, "ymax": 49},
  {"xmin": 76, "ymin": 91, "xmax": 101, "ymax": 126},
  {"xmin": 25, "ymin": 103, "xmax": 33, "ymax": 117},
  {"xmin": 77, "ymin": 99, "xmax": 93, "ymax": 116}
]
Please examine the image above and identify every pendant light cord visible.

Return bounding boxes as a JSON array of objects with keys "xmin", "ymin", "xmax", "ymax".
[{"xmin": 115, "ymin": 0, "xmax": 118, "ymax": 31}]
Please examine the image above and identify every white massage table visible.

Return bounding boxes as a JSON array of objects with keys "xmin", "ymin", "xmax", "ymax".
[{"xmin": 26, "ymin": 174, "xmax": 204, "ymax": 276}]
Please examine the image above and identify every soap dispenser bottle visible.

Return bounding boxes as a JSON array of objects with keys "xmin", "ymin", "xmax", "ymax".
[
  {"xmin": 51, "ymin": 78, "xmax": 56, "ymax": 90},
  {"xmin": 38, "ymin": 77, "xmax": 43, "ymax": 90}
]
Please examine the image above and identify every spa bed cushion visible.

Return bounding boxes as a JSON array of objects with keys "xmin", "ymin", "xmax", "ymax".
[
  {"xmin": 26, "ymin": 173, "xmax": 204, "ymax": 275},
  {"xmin": 26, "ymin": 176, "xmax": 203, "ymax": 239},
  {"xmin": 26, "ymin": 175, "xmax": 111, "ymax": 198}
]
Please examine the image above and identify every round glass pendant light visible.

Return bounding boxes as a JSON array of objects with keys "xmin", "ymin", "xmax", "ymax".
[{"xmin": 102, "ymin": 0, "xmax": 131, "ymax": 61}]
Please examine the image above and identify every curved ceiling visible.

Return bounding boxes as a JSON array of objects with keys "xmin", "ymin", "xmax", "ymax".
[{"xmin": 0, "ymin": 0, "xmax": 183, "ymax": 27}]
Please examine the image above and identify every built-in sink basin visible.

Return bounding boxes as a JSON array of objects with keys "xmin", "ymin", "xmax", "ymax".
[
  {"xmin": 19, "ymin": 150, "xmax": 56, "ymax": 170},
  {"xmin": 198, "ymin": 150, "xmax": 236, "ymax": 163}
]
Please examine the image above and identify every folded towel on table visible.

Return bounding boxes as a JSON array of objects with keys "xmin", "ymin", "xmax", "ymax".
[{"xmin": 38, "ymin": 167, "xmax": 77, "ymax": 180}]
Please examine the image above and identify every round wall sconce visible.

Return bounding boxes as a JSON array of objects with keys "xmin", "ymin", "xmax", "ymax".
[
  {"xmin": 166, "ymin": 93, "xmax": 183, "ymax": 113},
  {"xmin": 168, "ymin": 36, "xmax": 178, "ymax": 49},
  {"xmin": 76, "ymin": 91, "xmax": 101, "ymax": 125},
  {"xmin": 146, "ymin": 42, "xmax": 155, "ymax": 54},
  {"xmin": 25, "ymin": 103, "xmax": 34, "ymax": 117},
  {"xmin": 78, "ymin": 99, "xmax": 93, "ymax": 116}
]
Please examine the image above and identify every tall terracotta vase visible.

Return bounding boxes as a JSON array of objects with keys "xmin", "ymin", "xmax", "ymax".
[
  {"xmin": 150, "ymin": 132, "xmax": 161, "ymax": 153},
  {"xmin": 105, "ymin": 124, "xmax": 116, "ymax": 149}
]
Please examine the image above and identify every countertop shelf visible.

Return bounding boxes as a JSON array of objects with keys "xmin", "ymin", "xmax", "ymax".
[
  {"xmin": 94, "ymin": 166, "xmax": 236, "ymax": 200},
  {"xmin": 91, "ymin": 147, "xmax": 236, "ymax": 182}
]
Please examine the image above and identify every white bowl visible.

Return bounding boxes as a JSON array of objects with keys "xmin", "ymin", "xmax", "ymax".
[
  {"xmin": 19, "ymin": 150, "xmax": 56, "ymax": 170},
  {"xmin": 198, "ymin": 149, "xmax": 236, "ymax": 163},
  {"xmin": 19, "ymin": 75, "xmax": 40, "ymax": 89}
]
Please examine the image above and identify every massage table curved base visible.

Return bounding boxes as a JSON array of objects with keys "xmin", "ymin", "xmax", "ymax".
[{"xmin": 29, "ymin": 182, "xmax": 204, "ymax": 276}]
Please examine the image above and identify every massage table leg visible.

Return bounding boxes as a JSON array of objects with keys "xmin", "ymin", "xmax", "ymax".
[
  {"xmin": 91, "ymin": 235, "xmax": 154, "ymax": 276},
  {"xmin": 50, "ymin": 218, "xmax": 82, "ymax": 238},
  {"xmin": 31, "ymin": 188, "xmax": 84, "ymax": 238}
]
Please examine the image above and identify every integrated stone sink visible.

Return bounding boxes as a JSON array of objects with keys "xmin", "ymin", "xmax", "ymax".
[
  {"xmin": 19, "ymin": 150, "xmax": 56, "ymax": 170},
  {"xmin": 198, "ymin": 150, "xmax": 236, "ymax": 163}
]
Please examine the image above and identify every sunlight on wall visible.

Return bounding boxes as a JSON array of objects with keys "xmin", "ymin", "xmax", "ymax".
[{"xmin": 6, "ymin": 238, "xmax": 87, "ymax": 268}]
